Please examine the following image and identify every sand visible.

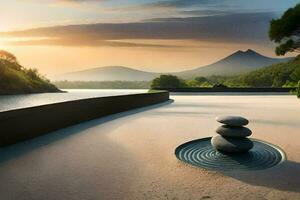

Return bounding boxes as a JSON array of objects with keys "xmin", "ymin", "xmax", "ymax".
[{"xmin": 0, "ymin": 94, "xmax": 299, "ymax": 200}]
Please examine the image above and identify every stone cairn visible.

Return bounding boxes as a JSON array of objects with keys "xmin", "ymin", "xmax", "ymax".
[{"xmin": 211, "ymin": 116, "xmax": 254, "ymax": 153}]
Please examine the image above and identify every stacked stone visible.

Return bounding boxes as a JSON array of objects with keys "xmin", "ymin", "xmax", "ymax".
[{"xmin": 211, "ymin": 116, "xmax": 254, "ymax": 153}]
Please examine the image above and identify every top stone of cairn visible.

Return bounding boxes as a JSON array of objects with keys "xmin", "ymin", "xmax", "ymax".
[{"xmin": 216, "ymin": 116, "xmax": 249, "ymax": 127}]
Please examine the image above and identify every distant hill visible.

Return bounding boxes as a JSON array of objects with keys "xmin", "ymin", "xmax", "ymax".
[
  {"xmin": 54, "ymin": 50, "xmax": 292, "ymax": 81},
  {"xmin": 54, "ymin": 66, "xmax": 159, "ymax": 81},
  {"xmin": 224, "ymin": 55, "xmax": 300, "ymax": 87},
  {"xmin": 54, "ymin": 80, "xmax": 150, "ymax": 89},
  {"xmin": 0, "ymin": 59, "xmax": 59, "ymax": 95},
  {"xmin": 175, "ymin": 49, "xmax": 293, "ymax": 79}
]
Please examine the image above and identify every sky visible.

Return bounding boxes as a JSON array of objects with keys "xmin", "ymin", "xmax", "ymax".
[{"xmin": 0, "ymin": 0, "xmax": 299, "ymax": 77}]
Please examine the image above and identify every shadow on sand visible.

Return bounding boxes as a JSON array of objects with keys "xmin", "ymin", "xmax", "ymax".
[
  {"xmin": 224, "ymin": 160, "xmax": 300, "ymax": 193},
  {"xmin": 0, "ymin": 99, "xmax": 174, "ymax": 164}
]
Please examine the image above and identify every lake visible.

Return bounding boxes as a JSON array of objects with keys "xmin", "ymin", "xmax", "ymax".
[{"xmin": 0, "ymin": 89, "xmax": 147, "ymax": 112}]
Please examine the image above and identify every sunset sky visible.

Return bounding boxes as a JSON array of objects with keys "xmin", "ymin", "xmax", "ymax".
[{"xmin": 0, "ymin": 0, "xmax": 299, "ymax": 77}]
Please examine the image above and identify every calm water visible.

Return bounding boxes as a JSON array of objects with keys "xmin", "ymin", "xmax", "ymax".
[{"xmin": 0, "ymin": 89, "xmax": 147, "ymax": 112}]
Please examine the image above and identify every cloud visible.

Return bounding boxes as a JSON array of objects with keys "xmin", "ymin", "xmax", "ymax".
[
  {"xmin": 3, "ymin": 38, "xmax": 181, "ymax": 48},
  {"xmin": 179, "ymin": 9, "xmax": 230, "ymax": 16},
  {"xmin": 0, "ymin": 12, "xmax": 277, "ymax": 47},
  {"xmin": 137, "ymin": 0, "xmax": 217, "ymax": 8},
  {"xmin": 58, "ymin": 0, "xmax": 104, "ymax": 2},
  {"xmin": 111, "ymin": 0, "xmax": 218, "ymax": 13},
  {"xmin": 53, "ymin": 0, "xmax": 106, "ymax": 6},
  {"xmin": 129, "ymin": 0, "xmax": 300, "ymax": 12}
]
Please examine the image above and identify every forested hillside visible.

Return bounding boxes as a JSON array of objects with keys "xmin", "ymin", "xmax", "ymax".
[
  {"xmin": 0, "ymin": 50, "xmax": 59, "ymax": 95},
  {"xmin": 224, "ymin": 55, "xmax": 300, "ymax": 87}
]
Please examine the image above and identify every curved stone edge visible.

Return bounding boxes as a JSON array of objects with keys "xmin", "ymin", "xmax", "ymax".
[
  {"xmin": 251, "ymin": 138, "xmax": 287, "ymax": 166},
  {"xmin": 0, "ymin": 91, "xmax": 170, "ymax": 147},
  {"xmin": 175, "ymin": 137, "xmax": 287, "ymax": 171}
]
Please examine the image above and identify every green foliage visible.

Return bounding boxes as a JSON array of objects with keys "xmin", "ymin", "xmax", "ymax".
[
  {"xmin": 151, "ymin": 74, "xmax": 187, "ymax": 89},
  {"xmin": 184, "ymin": 76, "xmax": 210, "ymax": 87},
  {"xmin": 200, "ymin": 81, "xmax": 214, "ymax": 87},
  {"xmin": 297, "ymin": 81, "xmax": 300, "ymax": 98},
  {"xmin": 0, "ymin": 50, "xmax": 18, "ymax": 64},
  {"xmin": 206, "ymin": 75, "xmax": 228, "ymax": 85},
  {"xmin": 0, "ymin": 51, "xmax": 59, "ymax": 94},
  {"xmin": 184, "ymin": 76, "xmax": 230, "ymax": 88},
  {"xmin": 283, "ymin": 80, "xmax": 298, "ymax": 87},
  {"xmin": 290, "ymin": 64, "xmax": 300, "ymax": 81},
  {"xmin": 269, "ymin": 4, "xmax": 300, "ymax": 55},
  {"xmin": 148, "ymin": 89, "xmax": 166, "ymax": 93},
  {"xmin": 185, "ymin": 79, "xmax": 200, "ymax": 87},
  {"xmin": 224, "ymin": 57, "xmax": 300, "ymax": 87},
  {"xmin": 269, "ymin": 4, "xmax": 300, "ymax": 42},
  {"xmin": 275, "ymin": 40, "xmax": 297, "ymax": 56},
  {"xmin": 54, "ymin": 80, "xmax": 150, "ymax": 89},
  {"xmin": 213, "ymin": 84, "xmax": 227, "ymax": 88},
  {"xmin": 194, "ymin": 76, "xmax": 208, "ymax": 84}
]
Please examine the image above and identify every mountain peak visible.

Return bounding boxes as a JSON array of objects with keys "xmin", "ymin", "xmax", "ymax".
[
  {"xmin": 234, "ymin": 49, "xmax": 258, "ymax": 55},
  {"xmin": 245, "ymin": 49, "xmax": 256, "ymax": 54},
  {"xmin": 176, "ymin": 49, "xmax": 292, "ymax": 78},
  {"xmin": 55, "ymin": 49, "xmax": 293, "ymax": 81},
  {"xmin": 229, "ymin": 49, "xmax": 263, "ymax": 59}
]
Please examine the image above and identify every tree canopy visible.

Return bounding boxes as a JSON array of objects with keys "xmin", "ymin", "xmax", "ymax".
[
  {"xmin": 269, "ymin": 3, "xmax": 300, "ymax": 55},
  {"xmin": 297, "ymin": 81, "xmax": 300, "ymax": 97},
  {"xmin": 151, "ymin": 75, "xmax": 186, "ymax": 89},
  {"xmin": 0, "ymin": 50, "xmax": 59, "ymax": 94},
  {"xmin": 0, "ymin": 50, "xmax": 18, "ymax": 64}
]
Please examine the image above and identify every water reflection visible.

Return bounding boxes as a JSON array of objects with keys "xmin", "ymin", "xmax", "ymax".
[{"xmin": 0, "ymin": 89, "xmax": 146, "ymax": 112}]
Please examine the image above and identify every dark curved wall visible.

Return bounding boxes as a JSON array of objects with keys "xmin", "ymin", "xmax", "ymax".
[{"xmin": 0, "ymin": 91, "xmax": 169, "ymax": 147}]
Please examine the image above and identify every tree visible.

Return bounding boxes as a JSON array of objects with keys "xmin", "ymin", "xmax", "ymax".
[
  {"xmin": 269, "ymin": 4, "xmax": 300, "ymax": 55},
  {"xmin": 290, "ymin": 62, "xmax": 300, "ymax": 81},
  {"xmin": 212, "ymin": 84, "xmax": 227, "ymax": 88},
  {"xmin": 297, "ymin": 81, "xmax": 300, "ymax": 98},
  {"xmin": 0, "ymin": 50, "xmax": 18, "ymax": 63},
  {"xmin": 194, "ymin": 76, "xmax": 208, "ymax": 84},
  {"xmin": 151, "ymin": 74, "xmax": 186, "ymax": 89}
]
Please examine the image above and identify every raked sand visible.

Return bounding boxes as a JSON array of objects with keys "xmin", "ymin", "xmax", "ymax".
[{"xmin": 0, "ymin": 94, "xmax": 299, "ymax": 200}]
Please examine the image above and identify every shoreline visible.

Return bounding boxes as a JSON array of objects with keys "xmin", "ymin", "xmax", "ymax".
[
  {"xmin": 0, "ymin": 88, "xmax": 64, "ymax": 96},
  {"xmin": 154, "ymin": 87, "xmax": 296, "ymax": 93}
]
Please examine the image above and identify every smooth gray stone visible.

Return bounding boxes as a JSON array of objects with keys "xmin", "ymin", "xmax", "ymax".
[
  {"xmin": 211, "ymin": 135, "xmax": 254, "ymax": 153},
  {"xmin": 216, "ymin": 116, "xmax": 249, "ymax": 127},
  {"xmin": 216, "ymin": 125, "xmax": 252, "ymax": 138}
]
